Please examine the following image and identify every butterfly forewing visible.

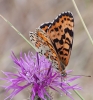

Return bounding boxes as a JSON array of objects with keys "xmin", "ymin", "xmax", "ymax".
[
  {"xmin": 47, "ymin": 11, "xmax": 74, "ymax": 67},
  {"xmin": 39, "ymin": 22, "xmax": 51, "ymax": 33}
]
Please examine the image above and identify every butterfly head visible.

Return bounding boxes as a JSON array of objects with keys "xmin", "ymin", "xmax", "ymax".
[{"xmin": 61, "ymin": 70, "xmax": 67, "ymax": 77}]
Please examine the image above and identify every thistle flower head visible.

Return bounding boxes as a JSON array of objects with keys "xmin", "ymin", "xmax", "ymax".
[{"xmin": 1, "ymin": 52, "xmax": 81, "ymax": 100}]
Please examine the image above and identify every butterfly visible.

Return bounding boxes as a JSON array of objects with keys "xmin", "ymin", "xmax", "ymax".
[{"xmin": 29, "ymin": 11, "xmax": 74, "ymax": 76}]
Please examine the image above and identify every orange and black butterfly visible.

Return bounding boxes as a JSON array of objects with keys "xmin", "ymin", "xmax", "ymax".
[{"xmin": 29, "ymin": 11, "xmax": 74, "ymax": 76}]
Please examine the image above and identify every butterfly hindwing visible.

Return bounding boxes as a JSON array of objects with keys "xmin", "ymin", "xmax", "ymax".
[{"xmin": 29, "ymin": 28, "xmax": 59, "ymax": 69}]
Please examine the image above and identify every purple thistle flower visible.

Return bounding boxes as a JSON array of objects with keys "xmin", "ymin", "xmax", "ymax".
[{"xmin": 0, "ymin": 52, "xmax": 81, "ymax": 100}]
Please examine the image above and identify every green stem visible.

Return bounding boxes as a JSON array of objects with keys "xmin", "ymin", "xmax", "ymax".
[
  {"xmin": 68, "ymin": 83, "xmax": 84, "ymax": 100},
  {"xmin": 73, "ymin": 90, "xmax": 84, "ymax": 100},
  {"xmin": 71, "ymin": 0, "xmax": 90, "ymax": 100},
  {"xmin": 0, "ymin": 15, "xmax": 37, "ymax": 51},
  {"xmin": 72, "ymin": 0, "xmax": 93, "ymax": 45}
]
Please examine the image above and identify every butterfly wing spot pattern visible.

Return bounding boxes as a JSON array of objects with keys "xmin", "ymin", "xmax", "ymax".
[{"xmin": 29, "ymin": 11, "xmax": 74, "ymax": 76}]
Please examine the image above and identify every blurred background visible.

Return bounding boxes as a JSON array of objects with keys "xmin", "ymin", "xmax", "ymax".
[{"xmin": 0, "ymin": 0, "xmax": 93, "ymax": 100}]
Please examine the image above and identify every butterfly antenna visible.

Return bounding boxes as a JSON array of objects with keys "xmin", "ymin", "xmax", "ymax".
[{"xmin": 67, "ymin": 74, "xmax": 91, "ymax": 77}]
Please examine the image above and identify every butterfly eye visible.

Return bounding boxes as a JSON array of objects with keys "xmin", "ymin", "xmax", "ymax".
[{"xmin": 62, "ymin": 72, "xmax": 67, "ymax": 77}]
